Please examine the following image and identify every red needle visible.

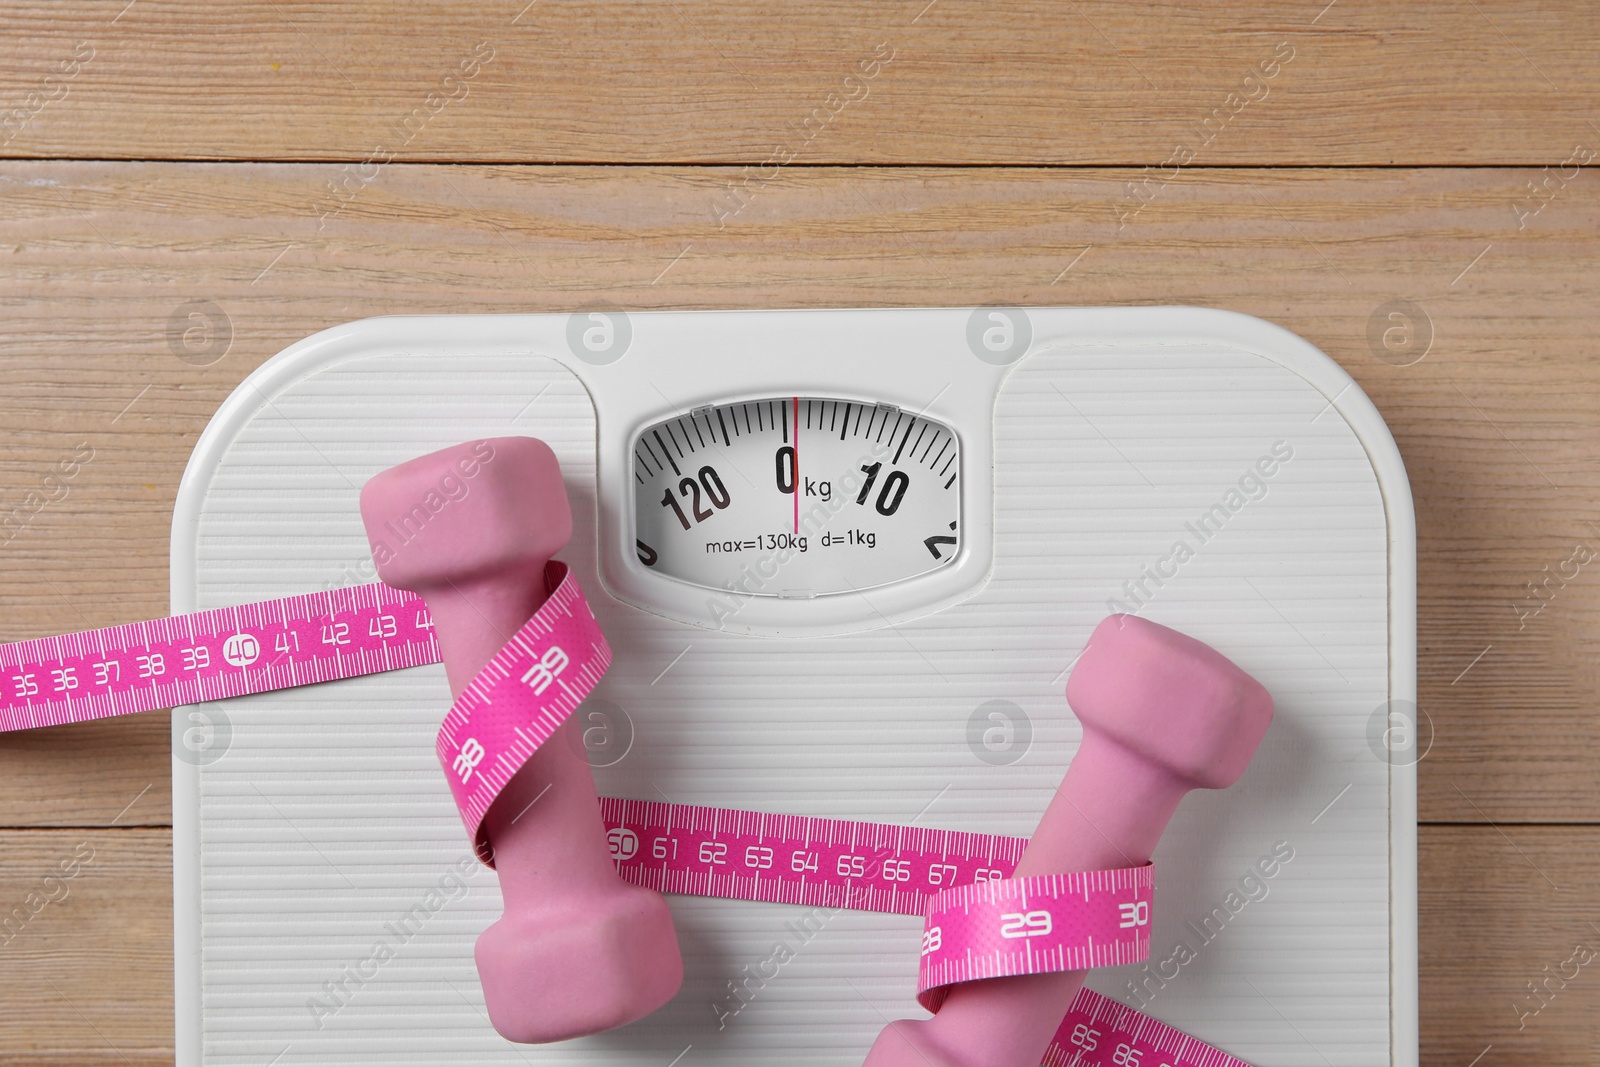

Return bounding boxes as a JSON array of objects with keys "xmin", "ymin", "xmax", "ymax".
[{"xmin": 791, "ymin": 396, "xmax": 799, "ymax": 534}]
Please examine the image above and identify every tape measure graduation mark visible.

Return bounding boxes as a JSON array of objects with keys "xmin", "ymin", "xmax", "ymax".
[
  {"xmin": 0, "ymin": 576, "xmax": 1253, "ymax": 1067},
  {"xmin": 0, "ymin": 581, "xmax": 437, "ymax": 733},
  {"xmin": 599, "ymin": 796, "xmax": 1029, "ymax": 916},
  {"xmin": 917, "ymin": 866, "xmax": 1155, "ymax": 1013},
  {"xmin": 435, "ymin": 562, "xmax": 612, "ymax": 863},
  {"xmin": 1046, "ymin": 988, "xmax": 1249, "ymax": 1067}
]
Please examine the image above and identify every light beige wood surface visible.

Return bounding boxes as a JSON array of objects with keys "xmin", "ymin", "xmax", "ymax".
[
  {"xmin": 2, "ymin": 2, "xmax": 1599, "ymax": 164},
  {"xmin": 0, "ymin": 829, "xmax": 172, "ymax": 1067},
  {"xmin": 2, "ymin": 3, "xmax": 1597, "ymax": 1064}
]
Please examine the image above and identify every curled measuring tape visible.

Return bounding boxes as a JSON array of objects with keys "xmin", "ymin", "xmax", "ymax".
[
  {"xmin": 0, "ymin": 574, "xmax": 1252, "ymax": 1067},
  {"xmin": 432, "ymin": 562, "xmax": 611, "ymax": 864},
  {"xmin": 916, "ymin": 866, "xmax": 1155, "ymax": 1013}
]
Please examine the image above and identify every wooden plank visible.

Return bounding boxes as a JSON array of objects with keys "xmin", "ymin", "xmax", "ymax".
[
  {"xmin": 2, "ymin": 2, "xmax": 1598, "ymax": 165},
  {"xmin": 0, "ymin": 829, "xmax": 171, "ymax": 1066},
  {"xmin": 0, "ymin": 826, "xmax": 1591, "ymax": 1065},
  {"xmin": 0, "ymin": 163, "xmax": 1596, "ymax": 828},
  {"xmin": 1418, "ymin": 827, "xmax": 1600, "ymax": 1065},
  {"xmin": 0, "ymin": 717, "xmax": 169, "ymax": 830}
]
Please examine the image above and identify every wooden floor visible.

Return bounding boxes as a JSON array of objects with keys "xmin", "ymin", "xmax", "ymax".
[{"xmin": 2, "ymin": 3, "xmax": 1597, "ymax": 1064}]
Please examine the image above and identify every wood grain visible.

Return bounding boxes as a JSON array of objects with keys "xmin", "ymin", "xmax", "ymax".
[
  {"xmin": 0, "ymin": 829, "xmax": 172, "ymax": 1067},
  {"xmin": 1417, "ymin": 827, "xmax": 1600, "ymax": 1065},
  {"xmin": 3, "ymin": 163, "xmax": 1597, "ymax": 827},
  {"xmin": 2, "ymin": 2, "xmax": 1598, "ymax": 165}
]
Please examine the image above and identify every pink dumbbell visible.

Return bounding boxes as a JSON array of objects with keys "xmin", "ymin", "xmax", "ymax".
[
  {"xmin": 863, "ymin": 614, "xmax": 1274, "ymax": 1067},
  {"xmin": 360, "ymin": 437, "xmax": 683, "ymax": 1043}
]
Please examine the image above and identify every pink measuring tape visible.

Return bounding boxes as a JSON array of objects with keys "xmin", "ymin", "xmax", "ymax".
[
  {"xmin": 0, "ymin": 581, "xmax": 437, "ymax": 732},
  {"xmin": 593, "ymin": 800, "xmax": 1153, "ymax": 991},
  {"xmin": 0, "ymin": 573, "xmax": 1252, "ymax": 1067},
  {"xmin": 433, "ymin": 562, "xmax": 611, "ymax": 863},
  {"xmin": 915, "ymin": 866, "xmax": 1155, "ymax": 1012}
]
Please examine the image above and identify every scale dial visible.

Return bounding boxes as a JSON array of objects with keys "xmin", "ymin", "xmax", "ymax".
[{"xmin": 632, "ymin": 397, "xmax": 961, "ymax": 598}]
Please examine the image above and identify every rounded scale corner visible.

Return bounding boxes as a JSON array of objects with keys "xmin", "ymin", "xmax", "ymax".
[
  {"xmin": 171, "ymin": 315, "xmax": 589, "ymax": 614},
  {"xmin": 1018, "ymin": 304, "xmax": 1416, "ymax": 555}
]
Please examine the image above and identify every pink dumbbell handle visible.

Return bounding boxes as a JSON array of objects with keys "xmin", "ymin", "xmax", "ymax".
[
  {"xmin": 916, "ymin": 732, "xmax": 1186, "ymax": 1065},
  {"xmin": 420, "ymin": 572, "xmax": 621, "ymax": 908}
]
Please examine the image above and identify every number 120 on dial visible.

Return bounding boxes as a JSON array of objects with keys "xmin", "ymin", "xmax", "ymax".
[{"xmin": 631, "ymin": 397, "xmax": 960, "ymax": 597}]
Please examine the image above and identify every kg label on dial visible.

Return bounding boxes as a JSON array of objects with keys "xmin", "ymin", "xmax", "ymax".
[{"xmin": 631, "ymin": 397, "xmax": 961, "ymax": 597}]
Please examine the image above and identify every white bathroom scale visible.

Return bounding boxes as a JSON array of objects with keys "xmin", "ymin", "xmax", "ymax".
[{"xmin": 170, "ymin": 307, "xmax": 1417, "ymax": 1067}]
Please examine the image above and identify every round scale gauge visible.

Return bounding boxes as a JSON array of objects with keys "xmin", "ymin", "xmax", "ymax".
[{"xmin": 632, "ymin": 397, "xmax": 960, "ymax": 598}]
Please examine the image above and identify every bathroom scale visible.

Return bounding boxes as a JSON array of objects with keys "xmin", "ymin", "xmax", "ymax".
[{"xmin": 169, "ymin": 306, "xmax": 1417, "ymax": 1067}]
